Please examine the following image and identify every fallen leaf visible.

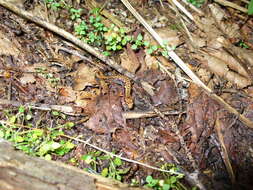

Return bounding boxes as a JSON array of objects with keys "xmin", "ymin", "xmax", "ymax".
[
  {"xmin": 85, "ymin": 94, "xmax": 126, "ymax": 133},
  {"xmin": 152, "ymin": 79, "xmax": 179, "ymax": 106},
  {"xmin": 120, "ymin": 44, "xmax": 140, "ymax": 73},
  {"xmin": 73, "ymin": 64, "xmax": 98, "ymax": 91},
  {"xmin": 19, "ymin": 73, "xmax": 36, "ymax": 85}
]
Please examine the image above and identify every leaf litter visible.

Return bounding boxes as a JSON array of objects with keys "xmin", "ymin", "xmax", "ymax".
[{"xmin": 0, "ymin": 0, "xmax": 253, "ymax": 189}]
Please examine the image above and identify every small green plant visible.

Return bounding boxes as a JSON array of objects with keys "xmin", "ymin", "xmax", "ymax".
[
  {"xmin": 69, "ymin": 8, "xmax": 83, "ymax": 20},
  {"xmin": 100, "ymin": 156, "xmax": 130, "ymax": 181},
  {"xmin": 35, "ymin": 67, "xmax": 60, "ymax": 87},
  {"xmin": 238, "ymin": 40, "xmax": 249, "ymax": 49},
  {"xmin": 144, "ymin": 164, "xmax": 187, "ymax": 190},
  {"xmin": 105, "ymin": 26, "xmax": 132, "ymax": 52},
  {"xmin": 82, "ymin": 151, "xmax": 130, "ymax": 181},
  {"xmin": 0, "ymin": 106, "xmax": 75, "ymax": 160},
  {"xmin": 75, "ymin": 21, "xmax": 88, "ymax": 37},
  {"xmin": 186, "ymin": 0, "xmax": 205, "ymax": 8},
  {"xmin": 45, "ymin": 0, "xmax": 64, "ymax": 10},
  {"xmin": 131, "ymin": 33, "xmax": 144, "ymax": 50}
]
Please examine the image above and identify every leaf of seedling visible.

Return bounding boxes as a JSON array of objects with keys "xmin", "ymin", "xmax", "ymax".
[
  {"xmin": 9, "ymin": 116, "xmax": 16, "ymax": 123},
  {"xmin": 44, "ymin": 154, "xmax": 52, "ymax": 160},
  {"xmin": 55, "ymin": 141, "xmax": 75, "ymax": 156},
  {"xmin": 143, "ymin": 41, "xmax": 150, "ymax": 47},
  {"xmin": 131, "ymin": 44, "xmax": 138, "ymax": 50},
  {"xmin": 18, "ymin": 106, "xmax": 25, "ymax": 113},
  {"xmin": 0, "ymin": 130, "xmax": 4, "ymax": 138},
  {"xmin": 113, "ymin": 157, "xmax": 122, "ymax": 166},
  {"xmin": 101, "ymin": 168, "xmax": 109, "ymax": 177},
  {"xmin": 137, "ymin": 33, "xmax": 143, "ymax": 41},
  {"xmin": 39, "ymin": 141, "xmax": 61, "ymax": 156},
  {"xmin": 64, "ymin": 121, "xmax": 75, "ymax": 128},
  {"xmin": 81, "ymin": 154, "xmax": 94, "ymax": 164},
  {"xmin": 26, "ymin": 114, "xmax": 32, "ymax": 121}
]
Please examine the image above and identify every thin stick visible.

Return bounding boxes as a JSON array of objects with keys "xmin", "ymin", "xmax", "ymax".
[
  {"xmin": 213, "ymin": 0, "xmax": 248, "ymax": 13},
  {"xmin": 61, "ymin": 134, "xmax": 183, "ymax": 175}
]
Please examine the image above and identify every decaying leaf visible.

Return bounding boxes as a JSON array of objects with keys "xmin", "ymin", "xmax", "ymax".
[
  {"xmin": 73, "ymin": 64, "xmax": 98, "ymax": 91},
  {"xmin": 120, "ymin": 44, "xmax": 140, "ymax": 73},
  {"xmin": 58, "ymin": 86, "xmax": 77, "ymax": 103},
  {"xmin": 197, "ymin": 52, "xmax": 251, "ymax": 88},
  {"xmin": 209, "ymin": 4, "xmax": 240, "ymax": 39},
  {"xmin": 85, "ymin": 94, "xmax": 126, "ymax": 134},
  {"xmin": 19, "ymin": 73, "xmax": 36, "ymax": 85},
  {"xmin": 152, "ymin": 79, "xmax": 179, "ymax": 106},
  {"xmin": 144, "ymin": 28, "xmax": 182, "ymax": 48},
  {"xmin": 0, "ymin": 30, "xmax": 20, "ymax": 56},
  {"xmin": 183, "ymin": 84, "xmax": 220, "ymax": 153}
]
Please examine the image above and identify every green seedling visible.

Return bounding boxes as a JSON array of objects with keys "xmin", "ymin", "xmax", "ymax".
[
  {"xmin": 0, "ymin": 106, "xmax": 75, "ymax": 160},
  {"xmin": 105, "ymin": 26, "xmax": 132, "ymax": 52},
  {"xmin": 82, "ymin": 151, "xmax": 130, "ymax": 181},
  {"xmin": 186, "ymin": 0, "xmax": 205, "ymax": 8},
  {"xmin": 35, "ymin": 67, "xmax": 60, "ymax": 87},
  {"xmin": 238, "ymin": 40, "xmax": 249, "ymax": 49},
  {"xmin": 45, "ymin": 0, "xmax": 63, "ymax": 10},
  {"xmin": 69, "ymin": 8, "xmax": 83, "ymax": 20},
  {"xmin": 131, "ymin": 33, "xmax": 144, "ymax": 50},
  {"xmin": 75, "ymin": 21, "xmax": 88, "ymax": 37}
]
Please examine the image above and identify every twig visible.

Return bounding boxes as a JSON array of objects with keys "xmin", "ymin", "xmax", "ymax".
[
  {"xmin": 119, "ymin": 0, "xmax": 253, "ymax": 129},
  {"xmin": 181, "ymin": 0, "xmax": 204, "ymax": 15},
  {"xmin": 123, "ymin": 109, "xmax": 184, "ymax": 119},
  {"xmin": 0, "ymin": 99, "xmax": 82, "ymax": 116},
  {"xmin": 0, "ymin": 0, "xmax": 154, "ymax": 96},
  {"xmin": 213, "ymin": 0, "xmax": 248, "ymax": 13},
  {"xmin": 170, "ymin": 0, "xmax": 194, "ymax": 21},
  {"xmin": 61, "ymin": 134, "xmax": 183, "ymax": 175},
  {"xmin": 215, "ymin": 116, "xmax": 235, "ymax": 184}
]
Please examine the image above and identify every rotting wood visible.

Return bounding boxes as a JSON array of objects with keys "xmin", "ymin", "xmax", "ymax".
[{"xmin": 0, "ymin": 138, "xmax": 145, "ymax": 190}]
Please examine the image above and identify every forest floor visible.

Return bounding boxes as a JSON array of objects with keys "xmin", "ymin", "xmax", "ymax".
[{"xmin": 0, "ymin": 0, "xmax": 253, "ymax": 189}]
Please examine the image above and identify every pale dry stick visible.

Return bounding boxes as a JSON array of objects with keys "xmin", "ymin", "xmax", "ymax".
[
  {"xmin": 0, "ymin": 99, "xmax": 81, "ymax": 116},
  {"xmin": 123, "ymin": 109, "xmax": 185, "ymax": 119},
  {"xmin": 240, "ymin": 0, "xmax": 250, "ymax": 4},
  {"xmin": 171, "ymin": 0, "xmax": 194, "ymax": 21},
  {"xmin": 61, "ymin": 134, "xmax": 183, "ymax": 175},
  {"xmin": 181, "ymin": 0, "xmax": 204, "ymax": 15},
  {"xmin": 167, "ymin": 0, "xmax": 194, "ymax": 43},
  {"xmin": 0, "ymin": 0, "xmax": 154, "ymax": 96},
  {"xmin": 120, "ymin": 0, "xmax": 253, "ymax": 129},
  {"xmin": 0, "ymin": 98, "xmax": 182, "ymax": 120},
  {"xmin": 213, "ymin": 0, "xmax": 248, "ymax": 13},
  {"xmin": 215, "ymin": 117, "xmax": 236, "ymax": 184}
]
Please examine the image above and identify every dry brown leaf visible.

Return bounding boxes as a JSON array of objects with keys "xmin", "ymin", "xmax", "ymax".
[
  {"xmin": 183, "ymin": 86, "xmax": 220, "ymax": 153},
  {"xmin": 152, "ymin": 80, "xmax": 179, "ymax": 106},
  {"xmin": 209, "ymin": 4, "xmax": 240, "ymax": 39},
  {"xmin": 207, "ymin": 49, "xmax": 249, "ymax": 78},
  {"xmin": 144, "ymin": 28, "xmax": 182, "ymax": 48},
  {"xmin": 144, "ymin": 53, "xmax": 159, "ymax": 70},
  {"xmin": 0, "ymin": 30, "xmax": 20, "ymax": 56},
  {"xmin": 120, "ymin": 45, "xmax": 140, "ymax": 73},
  {"xmin": 73, "ymin": 64, "xmax": 97, "ymax": 91},
  {"xmin": 199, "ymin": 53, "xmax": 251, "ymax": 88},
  {"xmin": 85, "ymin": 95, "xmax": 126, "ymax": 134},
  {"xmin": 58, "ymin": 87, "xmax": 77, "ymax": 103},
  {"xmin": 19, "ymin": 73, "xmax": 36, "ymax": 85}
]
